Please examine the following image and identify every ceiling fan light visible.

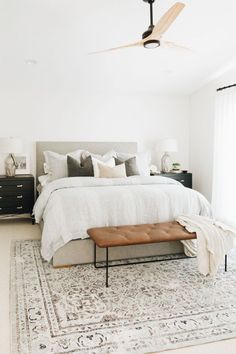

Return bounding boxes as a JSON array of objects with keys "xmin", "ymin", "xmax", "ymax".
[{"xmin": 143, "ymin": 39, "xmax": 160, "ymax": 49}]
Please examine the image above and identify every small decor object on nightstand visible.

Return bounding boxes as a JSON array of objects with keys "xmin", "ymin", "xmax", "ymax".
[
  {"xmin": 0, "ymin": 137, "xmax": 22, "ymax": 177},
  {"xmin": 171, "ymin": 162, "xmax": 181, "ymax": 173},
  {"xmin": 156, "ymin": 138, "xmax": 178, "ymax": 173},
  {"xmin": 14, "ymin": 154, "xmax": 30, "ymax": 175},
  {"xmin": 150, "ymin": 164, "xmax": 159, "ymax": 175}
]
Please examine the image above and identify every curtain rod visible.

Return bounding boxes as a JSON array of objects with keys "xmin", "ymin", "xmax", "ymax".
[{"xmin": 217, "ymin": 83, "xmax": 236, "ymax": 92}]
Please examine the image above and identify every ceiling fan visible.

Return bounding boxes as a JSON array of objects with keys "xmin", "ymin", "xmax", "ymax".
[{"xmin": 90, "ymin": 0, "xmax": 188, "ymax": 54}]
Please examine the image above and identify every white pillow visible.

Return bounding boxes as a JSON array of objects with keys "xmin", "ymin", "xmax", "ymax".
[
  {"xmin": 92, "ymin": 157, "xmax": 115, "ymax": 177},
  {"xmin": 43, "ymin": 162, "xmax": 50, "ymax": 174},
  {"xmin": 38, "ymin": 174, "xmax": 50, "ymax": 187},
  {"xmin": 37, "ymin": 174, "xmax": 50, "ymax": 194},
  {"xmin": 116, "ymin": 151, "xmax": 151, "ymax": 176},
  {"xmin": 82, "ymin": 150, "xmax": 117, "ymax": 161},
  {"xmin": 44, "ymin": 150, "xmax": 84, "ymax": 181},
  {"xmin": 98, "ymin": 162, "xmax": 126, "ymax": 178}
]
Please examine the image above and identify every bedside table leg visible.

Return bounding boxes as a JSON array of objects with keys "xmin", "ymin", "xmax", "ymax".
[{"xmin": 31, "ymin": 215, "xmax": 35, "ymax": 225}]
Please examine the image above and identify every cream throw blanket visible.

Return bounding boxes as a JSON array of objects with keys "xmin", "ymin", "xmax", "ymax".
[{"xmin": 176, "ymin": 215, "xmax": 236, "ymax": 276}]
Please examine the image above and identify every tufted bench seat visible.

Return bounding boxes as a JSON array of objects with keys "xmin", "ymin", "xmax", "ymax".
[
  {"xmin": 88, "ymin": 221, "xmax": 196, "ymax": 248},
  {"xmin": 87, "ymin": 221, "xmax": 198, "ymax": 287}
]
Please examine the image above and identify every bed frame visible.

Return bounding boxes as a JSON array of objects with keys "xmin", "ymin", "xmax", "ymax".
[{"xmin": 36, "ymin": 141, "xmax": 183, "ymax": 267}]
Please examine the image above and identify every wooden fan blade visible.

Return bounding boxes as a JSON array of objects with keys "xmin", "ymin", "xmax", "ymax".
[
  {"xmin": 161, "ymin": 40, "xmax": 191, "ymax": 52},
  {"xmin": 151, "ymin": 2, "xmax": 185, "ymax": 38},
  {"xmin": 89, "ymin": 41, "xmax": 143, "ymax": 55}
]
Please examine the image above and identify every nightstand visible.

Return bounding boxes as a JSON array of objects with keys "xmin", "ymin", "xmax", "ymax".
[
  {"xmin": 151, "ymin": 172, "xmax": 192, "ymax": 188},
  {"xmin": 0, "ymin": 174, "xmax": 34, "ymax": 217}
]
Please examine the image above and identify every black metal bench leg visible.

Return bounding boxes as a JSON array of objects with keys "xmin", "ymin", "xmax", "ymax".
[
  {"xmin": 225, "ymin": 254, "xmax": 228, "ymax": 272},
  {"xmin": 106, "ymin": 247, "xmax": 109, "ymax": 288},
  {"xmin": 94, "ymin": 243, "xmax": 97, "ymax": 268}
]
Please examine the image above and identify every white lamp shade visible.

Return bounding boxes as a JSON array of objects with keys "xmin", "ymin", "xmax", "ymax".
[
  {"xmin": 0, "ymin": 137, "xmax": 22, "ymax": 153},
  {"xmin": 157, "ymin": 138, "xmax": 178, "ymax": 153}
]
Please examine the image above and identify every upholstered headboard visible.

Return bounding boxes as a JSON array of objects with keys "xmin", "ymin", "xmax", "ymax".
[{"xmin": 36, "ymin": 141, "xmax": 137, "ymax": 180}]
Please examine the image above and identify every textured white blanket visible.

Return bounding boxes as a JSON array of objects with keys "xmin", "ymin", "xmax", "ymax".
[
  {"xmin": 33, "ymin": 176, "xmax": 211, "ymax": 262},
  {"xmin": 176, "ymin": 215, "xmax": 236, "ymax": 276}
]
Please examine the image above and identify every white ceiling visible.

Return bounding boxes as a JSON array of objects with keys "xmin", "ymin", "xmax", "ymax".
[{"xmin": 1, "ymin": 0, "xmax": 236, "ymax": 94}]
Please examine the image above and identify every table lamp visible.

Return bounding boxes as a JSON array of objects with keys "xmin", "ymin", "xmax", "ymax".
[
  {"xmin": 157, "ymin": 138, "xmax": 178, "ymax": 173},
  {"xmin": 0, "ymin": 137, "xmax": 22, "ymax": 176}
]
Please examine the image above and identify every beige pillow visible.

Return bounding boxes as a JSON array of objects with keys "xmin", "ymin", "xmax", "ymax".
[
  {"xmin": 98, "ymin": 162, "xmax": 126, "ymax": 178},
  {"xmin": 92, "ymin": 157, "xmax": 115, "ymax": 177}
]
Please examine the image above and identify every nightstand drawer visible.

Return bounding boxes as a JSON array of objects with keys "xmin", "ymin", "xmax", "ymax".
[
  {"xmin": 159, "ymin": 173, "xmax": 192, "ymax": 188},
  {"xmin": 170, "ymin": 174, "xmax": 191, "ymax": 187},
  {"xmin": 0, "ymin": 194, "xmax": 32, "ymax": 207},
  {"xmin": 0, "ymin": 205, "xmax": 31, "ymax": 214},
  {"xmin": 0, "ymin": 181, "xmax": 33, "ymax": 195}
]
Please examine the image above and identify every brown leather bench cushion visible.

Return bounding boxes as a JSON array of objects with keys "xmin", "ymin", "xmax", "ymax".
[{"xmin": 87, "ymin": 221, "xmax": 196, "ymax": 248}]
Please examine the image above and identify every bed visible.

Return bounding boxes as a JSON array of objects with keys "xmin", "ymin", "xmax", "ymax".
[{"xmin": 34, "ymin": 141, "xmax": 211, "ymax": 267}]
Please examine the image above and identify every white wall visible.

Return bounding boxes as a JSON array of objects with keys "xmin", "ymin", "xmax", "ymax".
[
  {"xmin": 189, "ymin": 83, "xmax": 215, "ymax": 200},
  {"xmin": 0, "ymin": 90, "xmax": 190, "ymax": 177},
  {"xmin": 189, "ymin": 67, "xmax": 236, "ymax": 201}
]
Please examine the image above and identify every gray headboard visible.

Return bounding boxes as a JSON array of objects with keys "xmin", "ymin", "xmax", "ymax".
[{"xmin": 36, "ymin": 141, "xmax": 137, "ymax": 179}]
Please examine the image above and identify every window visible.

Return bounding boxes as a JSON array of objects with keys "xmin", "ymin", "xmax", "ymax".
[{"xmin": 212, "ymin": 86, "xmax": 236, "ymax": 227}]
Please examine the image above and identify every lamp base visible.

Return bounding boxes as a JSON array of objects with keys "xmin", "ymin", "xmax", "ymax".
[
  {"xmin": 5, "ymin": 154, "xmax": 16, "ymax": 177},
  {"xmin": 161, "ymin": 152, "xmax": 172, "ymax": 173}
]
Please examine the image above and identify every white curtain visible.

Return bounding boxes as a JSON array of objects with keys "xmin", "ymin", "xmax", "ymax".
[{"xmin": 212, "ymin": 87, "xmax": 236, "ymax": 227}]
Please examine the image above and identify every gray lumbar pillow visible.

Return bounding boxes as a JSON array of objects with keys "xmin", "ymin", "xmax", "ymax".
[
  {"xmin": 67, "ymin": 155, "xmax": 94, "ymax": 177},
  {"xmin": 115, "ymin": 156, "xmax": 139, "ymax": 176}
]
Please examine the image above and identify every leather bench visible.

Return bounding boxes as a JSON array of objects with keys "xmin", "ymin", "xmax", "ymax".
[{"xmin": 87, "ymin": 221, "xmax": 227, "ymax": 287}]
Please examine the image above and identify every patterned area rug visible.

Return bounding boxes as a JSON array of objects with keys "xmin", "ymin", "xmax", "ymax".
[{"xmin": 11, "ymin": 240, "xmax": 236, "ymax": 354}]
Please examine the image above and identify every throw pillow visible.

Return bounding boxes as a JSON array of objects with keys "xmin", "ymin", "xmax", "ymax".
[
  {"xmin": 43, "ymin": 149, "xmax": 84, "ymax": 181},
  {"xmin": 116, "ymin": 151, "xmax": 151, "ymax": 176},
  {"xmin": 82, "ymin": 149, "xmax": 117, "ymax": 161},
  {"xmin": 115, "ymin": 156, "xmax": 139, "ymax": 176},
  {"xmin": 67, "ymin": 155, "xmax": 94, "ymax": 177},
  {"xmin": 98, "ymin": 162, "xmax": 126, "ymax": 178},
  {"xmin": 92, "ymin": 157, "xmax": 115, "ymax": 177}
]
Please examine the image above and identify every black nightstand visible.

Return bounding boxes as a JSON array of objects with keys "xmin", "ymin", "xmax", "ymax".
[
  {"xmin": 151, "ymin": 172, "xmax": 192, "ymax": 188},
  {"xmin": 0, "ymin": 174, "xmax": 34, "ymax": 217}
]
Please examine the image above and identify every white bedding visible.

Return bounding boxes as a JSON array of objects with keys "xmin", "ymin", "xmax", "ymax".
[{"xmin": 33, "ymin": 176, "xmax": 211, "ymax": 262}]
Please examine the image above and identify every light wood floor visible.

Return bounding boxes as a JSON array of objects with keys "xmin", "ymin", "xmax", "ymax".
[{"xmin": 0, "ymin": 219, "xmax": 236, "ymax": 354}]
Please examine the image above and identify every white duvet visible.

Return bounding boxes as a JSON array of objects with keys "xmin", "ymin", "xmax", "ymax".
[{"xmin": 33, "ymin": 176, "xmax": 211, "ymax": 261}]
